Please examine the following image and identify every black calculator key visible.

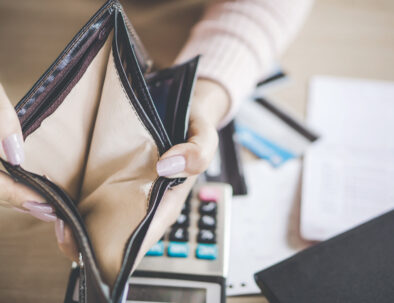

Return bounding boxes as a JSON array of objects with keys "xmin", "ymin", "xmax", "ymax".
[
  {"xmin": 198, "ymin": 215, "xmax": 216, "ymax": 230},
  {"xmin": 173, "ymin": 213, "xmax": 190, "ymax": 227},
  {"xmin": 197, "ymin": 229, "xmax": 216, "ymax": 244},
  {"xmin": 169, "ymin": 227, "xmax": 189, "ymax": 242},
  {"xmin": 199, "ymin": 201, "xmax": 217, "ymax": 216}
]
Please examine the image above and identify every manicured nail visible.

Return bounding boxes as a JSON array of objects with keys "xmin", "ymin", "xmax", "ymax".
[
  {"xmin": 55, "ymin": 219, "xmax": 65, "ymax": 243},
  {"xmin": 29, "ymin": 210, "xmax": 57, "ymax": 222},
  {"xmin": 2, "ymin": 133, "xmax": 24, "ymax": 165},
  {"xmin": 156, "ymin": 155, "xmax": 186, "ymax": 176},
  {"xmin": 22, "ymin": 201, "xmax": 54, "ymax": 214}
]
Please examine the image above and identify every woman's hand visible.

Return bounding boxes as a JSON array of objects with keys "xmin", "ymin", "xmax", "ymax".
[
  {"xmin": 0, "ymin": 84, "xmax": 71, "ymax": 252},
  {"xmin": 156, "ymin": 79, "xmax": 229, "ymax": 178},
  {"xmin": 134, "ymin": 78, "xmax": 230, "ymax": 264},
  {"xmin": 0, "ymin": 84, "xmax": 46, "ymax": 211}
]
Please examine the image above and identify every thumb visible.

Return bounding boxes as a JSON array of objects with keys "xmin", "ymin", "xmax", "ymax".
[
  {"xmin": 156, "ymin": 117, "xmax": 218, "ymax": 178},
  {"xmin": 0, "ymin": 84, "xmax": 24, "ymax": 166}
]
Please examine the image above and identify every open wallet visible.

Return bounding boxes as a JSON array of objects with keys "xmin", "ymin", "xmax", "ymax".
[{"xmin": 0, "ymin": 1, "xmax": 200, "ymax": 302}]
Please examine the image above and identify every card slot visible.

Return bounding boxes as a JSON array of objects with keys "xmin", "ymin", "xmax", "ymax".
[
  {"xmin": 146, "ymin": 56, "xmax": 199, "ymax": 145},
  {"xmin": 19, "ymin": 9, "xmax": 114, "ymax": 138},
  {"xmin": 113, "ymin": 11, "xmax": 172, "ymax": 154},
  {"xmin": 23, "ymin": 32, "xmax": 112, "ymax": 138}
]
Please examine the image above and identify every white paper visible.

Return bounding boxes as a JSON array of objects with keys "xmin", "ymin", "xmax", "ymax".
[
  {"xmin": 227, "ymin": 159, "xmax": 310, "ymax": 296},
  {"xmin": 301, "ymin": 76, "xmax": 394, "ymax": 241}
]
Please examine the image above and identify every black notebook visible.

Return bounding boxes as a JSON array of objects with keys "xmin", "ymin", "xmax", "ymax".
[{"xmin": 255, "ymin": 210, "xmax": 394, "ymax": 303}]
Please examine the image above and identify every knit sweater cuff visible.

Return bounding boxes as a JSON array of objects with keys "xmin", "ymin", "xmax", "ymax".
[{"xmin": 176, "ymin": 30, "xmax": 273, "ymax": 128}]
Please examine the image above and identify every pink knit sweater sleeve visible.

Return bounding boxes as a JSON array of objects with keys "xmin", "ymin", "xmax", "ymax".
[{"xmin": 175, "ymin": 0, "xmax": 313, "ymax": 126}]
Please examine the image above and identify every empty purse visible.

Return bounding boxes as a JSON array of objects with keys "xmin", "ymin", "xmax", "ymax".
[{"xmin": 0, "ymin": 0, "xmax": 199, "ymax": 302}]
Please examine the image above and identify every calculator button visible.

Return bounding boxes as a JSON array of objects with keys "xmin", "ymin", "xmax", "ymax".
[
  {"xmin": 198, "ymin": 215, "xmax": 216, "ymax": 230},
  {"xmin": 196, "ymin": 244, "xmax": 218, "ymax": 260},
  {"xmin": 169, "ymin": 227, "xmax": 189, "ymax": 242},
  {"xmin": 146, "ymin": 241, "xmax": 164, "ymax": 257},
  {"xmin": 168, "ymin": 242, "xmax": 189, "ymax": 258},
  {"xmin": 197, "ymin": 229, "xmax": 216, "ymax": 244},
  {"xmin": 198, "ymin": 186, "xmax": 220, "ymax": 202},
  {"xmin": 173, "ymin": 213, "xmax": 189, "ymax": 227},
  {"xmin": 199, "ymin": 201, "xmax": 217, "ymax": 216}
]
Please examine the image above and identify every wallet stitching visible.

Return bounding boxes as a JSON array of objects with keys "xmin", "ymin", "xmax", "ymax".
[
  {"xmin": 111, "ymin": 52, "xmax": 160, "ymax": 159},
  {"xmin": 127, "ymin": 49, "xmax": 168, "ymax": 144},
  {"xmin": 145, "ymin": 176, "xmax": 159, "ymax": 211},
  {"xmin": 17, "ymin": 3, "xmax": 114, "ymax": 112}
]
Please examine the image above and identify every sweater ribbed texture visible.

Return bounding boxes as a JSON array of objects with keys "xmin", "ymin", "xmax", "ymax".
[{"xmin": 175, "ymin": 0, "xmax": 313, "ymax": 126}]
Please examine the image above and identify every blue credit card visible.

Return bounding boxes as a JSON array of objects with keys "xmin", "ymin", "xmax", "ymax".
[{"xmin": 235, "ymin": 124, "xmax": 295, "ymax": 167}]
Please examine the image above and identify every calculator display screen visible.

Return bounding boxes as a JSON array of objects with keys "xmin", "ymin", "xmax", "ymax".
[{"xmin": 127, "ymin": 284, "xmax": 206, "ymax": 303}]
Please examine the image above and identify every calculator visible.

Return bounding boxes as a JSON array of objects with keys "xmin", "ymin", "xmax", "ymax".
[{"xmin": 126, "ymin": 182, "xmax": 232, "ymax": 303}]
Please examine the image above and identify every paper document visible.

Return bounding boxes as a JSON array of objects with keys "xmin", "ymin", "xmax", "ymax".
[
  {"xmin": 301, "ymin": 76, "xmax": 394, "ymax": 241},
  {"xmin": 227, "ymin": 159, "xmax": 310, "ymax": 296}
]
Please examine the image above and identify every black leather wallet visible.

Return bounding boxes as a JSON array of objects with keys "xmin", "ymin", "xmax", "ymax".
[
  {"xmin": 255, "ymin": 210, "xmax": 394, "ymax": 303},
  {"xmin": 1, "ymin": 1, "xmax": 199, "ymax": 302}
]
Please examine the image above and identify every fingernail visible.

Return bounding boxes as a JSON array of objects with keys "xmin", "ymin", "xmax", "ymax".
[
  {"xmin": 23, "ymin": 201, "xmax": 54, "ymax": 214},
  {"xmin": 55, "ymin": 219, "xmax": 65, "ymax": 243},
  {"xmin": 156, "ymin": 155, "xmax": 186, "ymax": 176},
  {"xmin": 12, "ymin": 206, "xmax": 29, "ymax": 213},
  {"xmin": 29, "ymin": 210, "xmax": 57, "ymax": 222},
  {"xmin": 2, "ymin": 133, "xmax": 24, "ymax": 165}
]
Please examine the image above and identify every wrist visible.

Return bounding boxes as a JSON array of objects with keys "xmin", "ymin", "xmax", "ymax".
[{"xmin": 191, "ymin": 78, "xmax": 231, "ymax": 128}]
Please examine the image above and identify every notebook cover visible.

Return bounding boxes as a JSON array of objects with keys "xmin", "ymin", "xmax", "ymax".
[{"xmin": 254, "ymin": 210, "xmax": 394, "ymax": 303}]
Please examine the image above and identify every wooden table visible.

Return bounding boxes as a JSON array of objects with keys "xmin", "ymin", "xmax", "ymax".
[{"xmin": 0, "ymin": 0, "xmax": 393, "ymax": 302}]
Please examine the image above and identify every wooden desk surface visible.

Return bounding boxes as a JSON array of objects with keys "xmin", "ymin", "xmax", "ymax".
[{"xmin": 0, "ymin": 0, "xmax": 393, "ymax": 302}]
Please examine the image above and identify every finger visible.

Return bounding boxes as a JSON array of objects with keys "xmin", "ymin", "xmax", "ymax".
[
  {"xmin": 0, "ymin": 170, "xmax": 45, "ymax": 209},
  {"xmin": 56, "ymin": 220, "xmax": 79, "ymax": 262},
  {"xmin": 0, "ymin": 84, "xmax": 24, "ymax": 165},
  {"xmin": 156, "ymin": 117, "xmax": 218, "ymax": 178}
]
